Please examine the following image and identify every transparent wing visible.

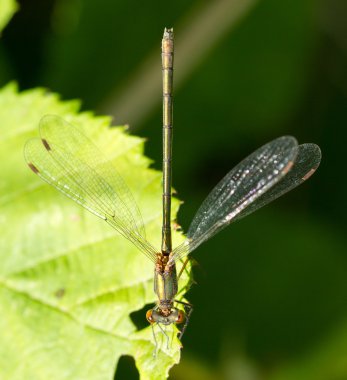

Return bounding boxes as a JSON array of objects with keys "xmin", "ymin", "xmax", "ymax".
[
  {"xmin": 230, "ymin": 143, "xmax": 321, "ymax": 223},
  {"xmin": 24, "ymin": 115, "xmax": 158, "ymax": 262},
  {"xmin": 171, "ymin": 136, "xmax": 313, "ymax": 262}
]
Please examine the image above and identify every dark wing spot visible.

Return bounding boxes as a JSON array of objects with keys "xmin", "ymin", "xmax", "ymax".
[
  {"xmin": 282, "ymin": 160, "xmax": 294, "ymax": 175},
  {"xmin": 42, "ymin": 138, "xmax": 51, "ymax": 151},
  {"xmin": 28, "ymin": 163, "xmax": 39, "ymax": 174},
  {"xmin": 302, "ymin": 168, "xmax": 316, "ymax": 181}
]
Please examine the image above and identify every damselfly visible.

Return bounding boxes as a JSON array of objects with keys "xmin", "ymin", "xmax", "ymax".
[{"xmin": 24, "ymin": 28, "xmax": 321, "ymax": 345}]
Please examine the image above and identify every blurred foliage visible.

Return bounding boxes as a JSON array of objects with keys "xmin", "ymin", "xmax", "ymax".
[
  {"xmin": 0, "ymin": 0, "xmax": 346, "ymax": 379},
  {"xmin": 0, "ymin": 0, "xmax": 17, "ymax": 33}
]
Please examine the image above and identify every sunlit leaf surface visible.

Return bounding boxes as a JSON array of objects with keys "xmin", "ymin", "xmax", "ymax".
[{"xmin": 0, "ymin": 83, "xmax": 188, "ymax": 380}]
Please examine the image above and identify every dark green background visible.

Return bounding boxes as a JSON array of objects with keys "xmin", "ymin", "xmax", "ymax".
[{"xmin": 2, "ymin": 0, "xmax": 346, "ymax": 379}]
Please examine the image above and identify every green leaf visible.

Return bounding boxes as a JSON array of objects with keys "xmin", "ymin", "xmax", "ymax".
[
  {"xmin": 0, "ymin": 83, "xmax": 189, "ymax": 379},
  {"xmin": 0, "ymin": 0, "xmax": 17, "ymax": 33}
]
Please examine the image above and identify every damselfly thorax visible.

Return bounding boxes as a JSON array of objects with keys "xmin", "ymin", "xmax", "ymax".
[{"xmin": 146, "ymin": 252, "xmax": 184, "ymax": 326}]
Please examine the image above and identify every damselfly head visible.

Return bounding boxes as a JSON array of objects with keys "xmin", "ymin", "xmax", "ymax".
[{"xmin": 146, "ymin": 307, "xmax": 185, "ymax": 325}]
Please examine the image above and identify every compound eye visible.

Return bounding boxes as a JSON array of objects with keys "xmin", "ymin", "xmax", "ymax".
[
  {"xmin": 176, "ymin": 310, "xmax": 185, "ymax": 324},
  {"xmin": 146, "ymin": 309, "xmax": 155, "ymax": 324}
]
